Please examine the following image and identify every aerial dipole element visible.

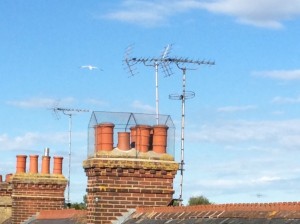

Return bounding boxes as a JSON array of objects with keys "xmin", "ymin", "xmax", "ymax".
[
  {"xmin": 123, "ymin": 44, "xmax": 173, "ymax": 124},
  {"xmin": 52, "ymin": 107, "xmax": 89, "ymax": 205},
  {"xmin": 169, "ymin": 58, "xmax": 215, "ymax": 206}
]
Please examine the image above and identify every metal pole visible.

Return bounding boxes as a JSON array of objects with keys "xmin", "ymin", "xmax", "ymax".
[
  {"xmin": 155, "ymin": 62, "xmax": 159, "ymax": 125},
  {"xmin": 179, "ymin": 68, "xmax": 186, "ymax": 206},
  {"xmin": 67, "ymin": 114, "xmax": 72, "ymax": 205}
]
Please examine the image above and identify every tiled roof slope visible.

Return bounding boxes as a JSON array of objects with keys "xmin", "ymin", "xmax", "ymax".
[
  {"xmin": 24, "ymin": 209, "xmax": 87, "ymax": 224},
  {"xmin": 123, "ymin": 202, "xmax": 300, "ymax": 224}
]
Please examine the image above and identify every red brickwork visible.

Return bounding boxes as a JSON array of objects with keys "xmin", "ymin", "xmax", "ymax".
[
  {"xmin": 83, "ymin": 158, "xmax": 179, "ymax": 224},
  {"xmin": 0, "ymin": 182, "xmax": 12, "ymax": 197},
  {"xmin": 11, "ymin": 174, "xmax": 67, "ymax": 224},
  {"xmin": 0, "ymin": 181, "xmax": 12, "ymax": 222}
]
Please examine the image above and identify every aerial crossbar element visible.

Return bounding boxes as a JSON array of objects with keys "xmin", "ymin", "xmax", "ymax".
[{"xmin": 126, "ymin": 57, "xmax": 214, "ymax": 66}]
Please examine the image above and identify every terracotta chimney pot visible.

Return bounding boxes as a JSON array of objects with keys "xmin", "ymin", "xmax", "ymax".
[
  {"xmin": 117, "ymin": 132, "xmax": 130, "ymax": 151},
  {"xmin": 136, "ymin": 125, "xmax": 151, "ymax": 153},
  {"xmin": 130, "ymin": 126, "xmax": 137, "ymax": 148},
  {"xmin": 41, "ymin": 156, "xmax": 51, "ymax": 174},
  {"xmin": 95, "ymin": 122, "xmax": 115, "ymax": 152},
  {"xmin": 29, "ymin": 155, "xmax": 39, "ymax": 174},
  {"xmin": 5, "ymin": 173, "xmax": 12, "ymax": 183},
  {"xmin": 152, "ymin": 125, "xmax": 169, "ymax": 154},
  {"xmin": 0, "ymin": 175, "xmax": 2, "ymax": 182},
  {"xmin": 53, "ymin": 156, "xmax": 63, "ymax": 175},
  {"xmin": 16, "ymin": 155, "xmax": 27, "ymax": 174}
]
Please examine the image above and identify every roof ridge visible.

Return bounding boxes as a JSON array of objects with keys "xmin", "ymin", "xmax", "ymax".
[{"xmin": 136, "ymin": 202, "xmax": 300, "ymax": 213}]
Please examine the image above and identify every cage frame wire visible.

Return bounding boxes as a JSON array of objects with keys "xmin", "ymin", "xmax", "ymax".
[{"xmin": 87, "ymin": 111, "xmax": 176, "ymax": 159}]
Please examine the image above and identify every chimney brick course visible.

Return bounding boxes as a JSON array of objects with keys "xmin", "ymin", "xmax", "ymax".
[
  {"xmin": 11, "ymin": 154, "xmax": 67, "ymax": 224},
  {"xmin": 0, "ymin": 180, "xmax": 12, "ymax": 223},
  {"xmin": 83, "ymin": 157, "xmax": 179, "ymax": 224}
]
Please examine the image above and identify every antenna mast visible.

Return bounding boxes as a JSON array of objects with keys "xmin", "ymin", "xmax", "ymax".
[
  {"xmin": 125, "ymin": 45, "xmax": 215, "ymax": 205},
  {"xmin": 53, "ymin": 107, "xmax": 89, "ymax": 205},
  {"xmin": 124, "ymin": 44, "xmax": 173, "ymax": 124},
  {"xmin": 169, "ymin": 58, "xmax": 215, "ymax": 206}
]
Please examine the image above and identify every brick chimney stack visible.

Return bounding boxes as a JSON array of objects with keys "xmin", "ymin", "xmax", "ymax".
[
  {"xmin": 84, "ymin": 121, "xmax": 179, "ymax": 224},
  {"xmin": 11, "ymin": 149, "xmax": 67, "ymax": 224},
  {"xmin": 0, "ymin": 174, "xmax": 13, "ymax": 223}
]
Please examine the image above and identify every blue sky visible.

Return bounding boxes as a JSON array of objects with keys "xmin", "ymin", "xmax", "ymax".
[{"xmin": 1, "ymin": 0, "xmax": 300, "ymax": 204}]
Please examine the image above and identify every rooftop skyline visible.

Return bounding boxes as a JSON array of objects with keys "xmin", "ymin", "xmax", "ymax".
[{"xmin": 1, "ymin": 0, "xmax": 300, "ymax": 204}]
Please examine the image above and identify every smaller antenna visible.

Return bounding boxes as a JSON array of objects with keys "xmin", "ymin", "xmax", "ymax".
[
  {"xmin": 168, "ymin": 58, "xmax": 215, "ymax": 206},
  {"xmin": 52, "ymin": 107, "xmax": 89, "ymax": 205}
]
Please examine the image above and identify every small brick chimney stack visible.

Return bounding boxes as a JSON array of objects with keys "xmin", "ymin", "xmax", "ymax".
[
  {"xmin": 84, "ymin": 115, "xmax": 178, "ymax": 224},
  {"xmin": 0, "ymin": 173, "xmax": 12, "ymax": 223},
  {"xmin": 11, "ymin": 149, "xmax": 67, "ymax": 224}
]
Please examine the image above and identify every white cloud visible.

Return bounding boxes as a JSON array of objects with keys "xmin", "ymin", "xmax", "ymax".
[
  {"xmin": 131, "ymin": 100, "xmax": 155, "ymax": 113},
  {"xmin": 272, "ymin": 96, "xmax": 300, "ymax": 104},
  {"xmin": 189, "ymin": 119, "xmax": 300, "ymax": 149},
  {"xmin": 103, "ymin": 0, "xmax": 300, "ymax": 28},
  {"xmin": 217, "ymin": 105, "xmax": 256, "ymax": 113},
  {"xmin": 0, "ymin": 132, "xmax": 68, "ymax": 151},
  {"xmin": 6, "ymin": 97, "xmax": 75, "ymax": 109},
  {"xmin": 257, "ymin": 176, "xmax": 282, "ymax": 183},
  {"xmin": 198, "ymin": 0, "xmax": 300, "ymax": 29},
  {"xmin": 198, "ymin": 175, "xmax": 282, "ymax": 189},
  {"xmin": 103, "ymin": 0, "xmax": 173, "ymax": 27},
  {"xmin": 85, "ymin": 98, "xmax": 107, "ymax": 107},
  {"xmin": 253, "ymin": 69, "xmax": 300, "ymax": 80}
]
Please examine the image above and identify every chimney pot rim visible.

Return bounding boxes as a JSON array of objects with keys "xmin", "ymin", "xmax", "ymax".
[{"xmin": 29, "ymin": 154, "xmax": 39, "ymax": 157}]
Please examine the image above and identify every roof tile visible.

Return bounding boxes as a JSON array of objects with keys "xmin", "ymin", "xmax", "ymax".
[{"xmin": 37, "ymin": 209, "xmax": 86, "ymax": 220}]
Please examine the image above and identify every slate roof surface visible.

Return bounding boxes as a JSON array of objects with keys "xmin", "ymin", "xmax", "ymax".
[
  {"xmin": 28, "ymin": 219, "xmax": 78, "ymax": 224},
  {"xmin": 123, "ymin": 202, "xmax": 300, "ymax": 224}
]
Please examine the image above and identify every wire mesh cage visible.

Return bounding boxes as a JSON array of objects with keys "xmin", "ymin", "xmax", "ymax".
[{"xmin": 87, "ymin": 111, "xmax": 175, "ymax": 159}]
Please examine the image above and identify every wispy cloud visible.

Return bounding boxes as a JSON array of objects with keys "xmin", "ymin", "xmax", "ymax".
[
  {"xmin": 0, "ymin": 132, "xmax": 67, "ymax": 151},
  {"xmin": 198, "ymin": 176, "xmax": 283, "ymax": 190},
  {"xmin": 272, "ymin": 96, "xmax": 300, "ymax": 104},
  {"xmin": 103, "ymin": 0, "xmax": 191, "ymax": 27},
  {"xmin": 198, "ymin": 0, "xmax": 300, "ymax": 29},
  {"xmin": 253, "ymin": 69, "xmax": 300, "ymax": 80},
  {"xmin": 189, "ymin": 119, "xmax": 300, "ymax": 149},
  {"xmin": 6, "ymin": 97, "xmax": 75, "ymax": 109},
  {"xmin": 103, "ymin": 1, "xmax": 170, "ymax": 27},
  {"xmin": 85, "ymin": 98, "xmax": 107, "ymax": 107},
  {"xmin": 131, "ymin": 100, "xmax": 155, "ymax": 113},
  {"xmin": 103, "ymin": 0, "xmax": 300, "ymax": 28},
  {"xmin": 217, "ymin": 105, "xmax": 257, "ymax": 113}
]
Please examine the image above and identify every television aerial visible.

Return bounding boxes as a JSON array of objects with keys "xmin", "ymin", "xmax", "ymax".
[
  {"xmin": 123, "ymin": 44, "xmax": 173, "ymax": 124},
  {"xmin": 52, "ymin": 106, "xmax": 89, "ymax": 205},
  {"xmin": 168, "ymin": 57, "xmax": 215, "ymax": 205}
]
